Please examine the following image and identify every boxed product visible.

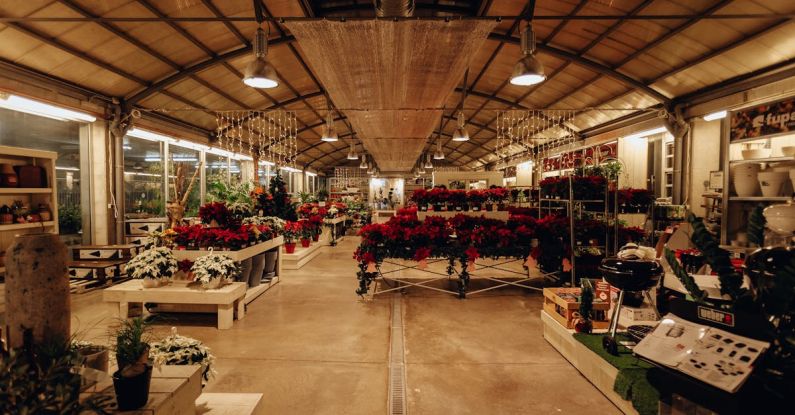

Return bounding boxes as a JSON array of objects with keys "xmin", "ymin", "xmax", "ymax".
[{"xmin": 542, "ymin": 287, "xmax": 610, "ymax": 329}]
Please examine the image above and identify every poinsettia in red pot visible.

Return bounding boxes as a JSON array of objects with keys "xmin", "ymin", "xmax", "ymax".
[{"xmin": 283, "ymin": 221, "xmax": 302, "ymax": 253}]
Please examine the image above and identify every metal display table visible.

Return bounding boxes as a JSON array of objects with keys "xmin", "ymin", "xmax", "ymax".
[
  {"xmin": 324, "ymin": 216, "xmax": 347, "ymax": 246},
  {"xmin": 365, "ymin": 256, "xmax": 546, "ymax": 299}
]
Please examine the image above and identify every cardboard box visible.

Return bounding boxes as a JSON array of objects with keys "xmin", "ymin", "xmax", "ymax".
[
  {"xmin": 542, "ymin": 287, "xmax": 610, "ymax": 329},
  {"xmin": 619, "ymin": 305, "xmax": 659, "ymax": 322}
]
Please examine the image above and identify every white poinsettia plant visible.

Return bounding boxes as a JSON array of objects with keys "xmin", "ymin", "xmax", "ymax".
[
  {"xmin": 191, "ymin": 252, "xmax": 238, "ymax": 288},
  {"xmin": 242, "ymin": 216, "xmax": 285, "ymax": 234},
  {"xmin": 325, "ymin": 206, "xmax": 339, "ymax": 219},
  {"xmin": 125, "ymin": 247, "xmax": 178, "ymax": 281},
  {"xmin": 227, "ymin": 201, "xmax": 253, "ymax": 216},
  {"xmin": 150, "ymin": 327, "xmax": 215, "ymax": 383}
]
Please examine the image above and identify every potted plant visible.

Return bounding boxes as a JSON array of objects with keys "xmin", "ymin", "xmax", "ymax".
[
  {"xmin": 125, "ymin": 247, "xmax": 178, "ymax": 288},
  {"xmin": 488, "ymin": 188, "xmax": 509, "ymax": 210},
  {"xmin": 112, "ymin": 318, "xmax": 153, "ymax": 411},
  {"xmin": 72, "ymin": 339, "xmax": 109, "ymax": 372},
  {"xmin": 448, "ymin": 190, "xmax": 467, "ymax": 211},
  {"xmin": 282, "ymin": 221, "xmax": 301, "ymax": 253},
  {"xmin": 300, "ymin": 220, "xmax": 312, "ymax": 247},
  {"xmin": 428, "ymin": 187, "xmax": 448, "ymax": 211},
  {"xmin": 199, "ymin": 202, "xmax": 231, "ymax": 228},
  {"xmin": 467, "ymin": 190, "xmax": 486, "ymax": 211},
  {"xmin": 510, "ymin": 188, "xmax": 520, "ymax": 203},
  {"xmin": 150, "ymin": 327, "xmax": 215, "ymax": 385},
  {"xmin": 411, "ymin": 189, "xmax": 429, "ymax": 211},
  {"xmin": 309, "ymin": 214, "xmax": 323, "ymax": 241},
  {"xmin": 191, "ymin": 252, "xmax": 238, "ymax": 289}
]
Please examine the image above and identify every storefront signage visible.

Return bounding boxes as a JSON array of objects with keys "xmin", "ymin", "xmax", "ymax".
[{"xmin": 730, "ymin": 97, "xmax": 795, "ymax": 141}]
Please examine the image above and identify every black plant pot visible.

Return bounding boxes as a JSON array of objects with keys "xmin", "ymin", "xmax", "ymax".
[{"xmin": 113, "ymin": 365, "xmax": 153, "ymax": 410}]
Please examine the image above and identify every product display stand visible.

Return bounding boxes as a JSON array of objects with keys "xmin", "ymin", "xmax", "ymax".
[
  {"xmin": 171, "ymin": 236, "xmax": 283, "ymax": 304},
  {"xmin": 367, "ymin": 257, "xmax": 546, "ymax": 299},
  {"xmin": 324, "ymin": 215, "xmax": 346, "ymax": 246}
]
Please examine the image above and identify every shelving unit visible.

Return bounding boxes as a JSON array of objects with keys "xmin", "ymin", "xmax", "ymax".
[
  {"xmin": 0, "ymin": 146, "xmax": 59, "ymax": 276},
  {"xmin": 720, "ymin": 118, "xmax": 795, "ymax": 245}
]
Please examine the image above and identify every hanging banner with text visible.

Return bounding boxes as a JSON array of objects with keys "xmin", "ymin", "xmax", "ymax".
[{"xmin": 730, "ymin": 97, "xmax": 795, "ymax": 142}]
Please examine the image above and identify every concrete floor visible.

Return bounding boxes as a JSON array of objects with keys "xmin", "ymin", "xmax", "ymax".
[{"xmin": 11, "ymin": 237, "xmax": 621, "ymax": 414}]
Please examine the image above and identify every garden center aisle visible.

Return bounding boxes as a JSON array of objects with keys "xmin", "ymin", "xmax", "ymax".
[{"xmin": 68, "ymin": 237, "xmax": 619, "ymax": 414}]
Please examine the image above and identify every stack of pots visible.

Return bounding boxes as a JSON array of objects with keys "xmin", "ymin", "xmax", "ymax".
[{"xmin": 732, "ymin": 163, "xmax": 760, "ymax": 197}]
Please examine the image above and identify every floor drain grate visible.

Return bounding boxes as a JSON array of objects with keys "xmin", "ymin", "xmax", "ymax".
[{"xmin": 388, "ymin": 295, "xmax": 407, "ymax": 415}]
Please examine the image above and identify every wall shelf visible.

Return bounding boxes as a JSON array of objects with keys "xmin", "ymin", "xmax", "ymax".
[
  {"xmin": 729, "ymin": 156, "xmax": 793, "ymax": 165},
  {"xmin": 0, "ymin": 221, "xmax": 56, "ymax": 231},
  {"xmin": 0, "ymin": 187, "xmax": 53, "ymax": 194}
]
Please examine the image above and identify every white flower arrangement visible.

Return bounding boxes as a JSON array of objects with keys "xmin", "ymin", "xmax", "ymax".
[
  {"xmin": 150, "ymin": 327, "xmax": 215, "ymax": 383},
  {"xmin": 191, "ymin": 252, "xmax": 238, "ymax": 289},
  {"xmin": 241, "ymin": 216, "xmax": 285, "ymax": 234},
  {"xmin": 326, "ymin": 206, "xmax": 339, "ymax": 219},
  {"xmin": 227, "ymin": 201, "xmax": 253, "ymax": 216},
  {"xmin": 125, "ymin": 247, "xmax": 178, "ymax": 281}
]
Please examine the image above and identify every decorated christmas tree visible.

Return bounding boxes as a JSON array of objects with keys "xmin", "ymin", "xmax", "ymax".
[{"xmin": 260, "ymin": 171, "xmax": 297, "ymax": 221}]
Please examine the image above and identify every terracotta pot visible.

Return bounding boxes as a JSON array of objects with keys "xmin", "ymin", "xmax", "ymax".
[
  {"xmin": 301, "ymin": 238, "xmax": 311, "ymax": 248},
  {"xmin": 0, "ymin": 163, "xmax": 18, "ymax": 188},
  {"xmin": 285, "ymin": 242, "xmax": 296, "ymax": 254}
]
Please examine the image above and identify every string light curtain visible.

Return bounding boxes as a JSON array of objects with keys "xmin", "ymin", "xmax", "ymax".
[
  {"xmin": 215, "ymin": 110, "xmax": 298, "ymax": 167},
  {"xmin": 495, "ymin": 109, "xmax": 578, "ymax": 164}
]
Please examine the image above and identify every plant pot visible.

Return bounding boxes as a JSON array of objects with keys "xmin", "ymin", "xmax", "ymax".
[
  {"xmin": 733, "ymin": 176, "xmax": 760, "ymax": 197},
  {"xmin": 301, "ymin": 238, "xmax": 311, "ymax": 248},
  {"xmin": 113, "ymin": 365, "xmax": 152, "ymax": 410},
  {"xmin": 0, "ymin": 163, "xmax": 18, "ymax": 187},
  {"xmin": 285, "ymin": 242, "xmax": 296, "ymax": 254},
  {"xmin": 432, "ymin": 204, "xmax": 442, "ymax": 212},
  {"xmin": 239, "ymin": 257, "xmax": 253, "ymax": 284},
  {"xmin": 78, "ymin": 346, "xmax": 109, "ymax": 372},
  {"xmin": 263, "ymin": 250, "xmax": 278, "ymax": 279},
  {"xmin": 141, "ymin": 278, "xmax": 159, "ymax": 288},
  {"xmin": 471, "ymin": 205, "xmax": 481, "ymax": 211},
  {"xmin": 455, "ymin": 206, "xmax": 463, "ymax": 211},
  {"xmin": 485, "ymin": 204, "xmax": 494, "ymax": 211},
  {"xmin": 419, "ymin": 205, "xmax": 428, "ymax": 212},
  {"xmin": 249, "ymin": 252, "xmax": 266, "ymax": 288}
]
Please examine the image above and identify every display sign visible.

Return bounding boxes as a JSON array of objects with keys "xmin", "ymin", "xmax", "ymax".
[{"xmin": 730, "ymin": 97, "xmax": 795, "ymax": 141}]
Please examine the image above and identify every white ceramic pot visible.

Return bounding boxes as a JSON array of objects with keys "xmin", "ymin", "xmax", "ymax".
[
  {"xmin": 732, "ymin": 163, "xmax": 761, "ymax": 175},
  {"xmin": 733, "ymin": 177, "xmax": 760, "ymax": 196},
  {"xmin": 758, "ymin": 171, "xmax": 788, "ymax": 197},
  {"xmin": 141, "ymin": 278, "xmax": 159, "ymax": 288},
  {"xmin": 764, "ymin": 203, "xmax": 795, "ymax": 234},
  {"xmin": 742, "ymin": 148, "xmax": 771, "ymax": 160},
  {"xmin": 782, "ymin": 146, "xmax": 795, "ymax": 157}
]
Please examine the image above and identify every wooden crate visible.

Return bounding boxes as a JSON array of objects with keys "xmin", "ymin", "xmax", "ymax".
[{"xmin": 542, "ymin": 287, "xmax": 610, "ymax": 330}]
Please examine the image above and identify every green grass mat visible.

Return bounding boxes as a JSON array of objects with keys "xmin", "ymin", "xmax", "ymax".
[{"xmin": 574, "ymin": 333, "xmax": 659, "ymax": 415}]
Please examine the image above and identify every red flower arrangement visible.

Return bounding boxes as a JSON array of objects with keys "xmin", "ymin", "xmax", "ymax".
[
  {"xmin": 410, "ymin": 189, "xmax": 429, "ymax": 206},
  {"xmin": 486, "ymin": 187, "xmax": 509, "ymax": 203},
  {"xmin": 199, "ymin": 202, "xmax": 231, "ymax": 226},
  {"xmin": 466, "ymin": 189, "xmax": 487, "ymax": 207}
]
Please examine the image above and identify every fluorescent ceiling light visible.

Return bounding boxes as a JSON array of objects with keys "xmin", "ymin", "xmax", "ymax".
[
  {"xmin": 124, "ymin": 171, "xmax": 162, "ymax": 177},
  {"xmin": 623, "ymin": 126, "xmax": 669, "ymax": 140},
  {"xmin": 703, "ymin": 110, "xmax": 727, "ymax": 121},
  {"xmin": 56, "ymin": 166, "xmax": 80, "ymax": 171},
  {"xmin": 258, "ymin": 160, "xmax": 275, "ymax": 166},
  {"xmin": 281, "ymin": 166, "xmax": 302, "ymax": 173},
  {"xmin": 305, "ymin": 171, "xmax": 317, "ymax": 177},
  {"xmin": 0, "ymin": 93, "xmax": 96, "ymax": 122},
  {"xmin": 127, "ymin": 128, "xmax": 176, "ymax": 143},
  {"xmin": 172, "ymin": 139, "xmax": 209, "ymax": 152},
  {"xmin": 145, "ymin": 157, "xmax": 198, "ymax": 162}
]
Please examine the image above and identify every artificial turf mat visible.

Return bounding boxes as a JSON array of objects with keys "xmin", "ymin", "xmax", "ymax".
[{"xmin": 574, "ymin": 333, "xmax": 659, "ymax": 415}]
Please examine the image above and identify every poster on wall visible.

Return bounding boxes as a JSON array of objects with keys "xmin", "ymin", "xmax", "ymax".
[{"xmin": 730, "ymin": 97, "xmax": 795, "ymax": 141}]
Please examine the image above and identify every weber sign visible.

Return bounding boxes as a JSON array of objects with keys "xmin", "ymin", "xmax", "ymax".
[{"xmin": 730, "ymin": 97, "xmax": 795, "ymax": 141}]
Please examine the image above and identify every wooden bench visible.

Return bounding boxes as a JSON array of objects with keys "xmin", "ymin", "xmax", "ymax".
[{"xmin": 103, "ymin": 280, "xmax": 247, "ymax": 330}]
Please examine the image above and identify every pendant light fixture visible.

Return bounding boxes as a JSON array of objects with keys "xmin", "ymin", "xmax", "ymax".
[
  {"xmin": 242, "ymin": 25, "xmax": 278, "ymax": 88},
  {"xmin": 321, "ymin": 97, "xmax": 338, "ymax": 142},
  {"xmin": 367, "ymin": 163, "xmax": 374, "ymax": 175},
  {"xmin": 452, "ymin": 72, "xmax": 470, "ymax": 142},
  {"xmin": 359, "ymin": 153, "xmax": 368, "ymax": 169},
  {"xmin": 433, "ymin": 109, "xmax": 445, "ymax": 159},
  {"xmin": 510, "ymin": 22, "xmax": 546, "ymax": 86},
  {"xmin": 346, "ymin": 140, "xmax": 358, "ymax": 160},
  {"xmin": 452, "ymin": 111, "xmax": 470, "ymax": 142},
  {"xmin": 424, "ymin": 153, "xmax": 433, "ymax": 169}
]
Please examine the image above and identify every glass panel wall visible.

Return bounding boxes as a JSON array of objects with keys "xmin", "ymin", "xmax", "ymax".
[
  {"xmin": 123, "ymin": 136, "xmax": 164, "ymax": 217},
  {"xmin": 0, "ymin": 107, "xmax": 89, "ymax": 240}
]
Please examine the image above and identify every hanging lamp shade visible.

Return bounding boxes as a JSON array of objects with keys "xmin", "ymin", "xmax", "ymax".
[
  {"xmin": 424, "ymin": 153, "xmax": 433, "ymax": 169},
  {"xmin": 367, "ymin": 163, "xmax": 374, "ymax": 175},
  {"xmin": 243, "ymin": 28, "xmax": 279, "ymax": 89},
  {"xmin": 452, "ymin": 112, "xmax": 469, "ymax": 142},
  {"xmin": 347, "ymin": 141, "xmax": 358, "ymax": 160},
  {"xmin": 510, "ymin": 24, "xmax": 546, "ymax": 86},
  {"xmin": 321, "ymin": 110, "xmax": 338, "ymax": 142},
  {"xmin": 360, "ymin": 154, "xmax": 368, "ymax": 168},
  {"xmin": 433, "ymin": 140, "xmax": 445, "ymax": 160}
]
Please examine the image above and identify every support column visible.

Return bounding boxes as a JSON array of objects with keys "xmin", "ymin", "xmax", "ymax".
[{"xmin": 81, "ymin": 120, "xmax": 110, "ymax": 245}]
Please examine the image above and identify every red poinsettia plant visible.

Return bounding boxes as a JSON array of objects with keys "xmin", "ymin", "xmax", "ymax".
[
  {"xmin": 487, "ymin": 187, "xmax": 509, "ymax": 203},
  {"xmin": 282, "ymin": 221, "xmax": 303, "ymax": 243},
  {"xmin": 427, "ymin": 187, "xmax": 449, "ymax": 205},
  {"xmin": 199, "ymin": 202, "xmax": 231, "ymax": 227},
  {"xmin": 410, "ymin": 189, "xmax": 429, "ymax": 206},
  {"xmin": 466, "ymin": 189, "xmax": 488, "ymax": 205}
]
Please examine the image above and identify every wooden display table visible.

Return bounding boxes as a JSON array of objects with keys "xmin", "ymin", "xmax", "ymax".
[
  {"xmin": 103, "ymin": 280, "xmax": 246, "ymax": 329},
  {"xmin": 417, "ymin": 210, "xmax": 509, "ymax": 220},
  {"xmin": 324, "ymin": 216, "xmax": 347, "ymax": 245},
  {"xmin": 171, "ymin": 237, "xmax": 283, "ymax": 305},
  {"xmin": 373, "ymin": 210, "xmax": 396, "ymax": 224},
  {"xmin": 81, "ymin": 365, "xmax": 202, "ymax": 414}
]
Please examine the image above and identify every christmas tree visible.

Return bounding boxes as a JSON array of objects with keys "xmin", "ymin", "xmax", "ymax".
[{"xmin": 259, "ymin": 171, "xmax": 297, "ymax": 221}]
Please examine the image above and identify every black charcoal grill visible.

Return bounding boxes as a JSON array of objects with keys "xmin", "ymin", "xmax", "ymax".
[{"xmin": 599, "ymin": 254, "xmax": 663, "ymax": 355}]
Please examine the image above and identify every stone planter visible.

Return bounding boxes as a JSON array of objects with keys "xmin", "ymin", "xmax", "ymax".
[
  {"xmin": 263, "ymin": 250, "xmax": 278, "ymax": 279},
  {"xmin": 238, "ymin": 257, "xmax": 253, "ymax": 284}
]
